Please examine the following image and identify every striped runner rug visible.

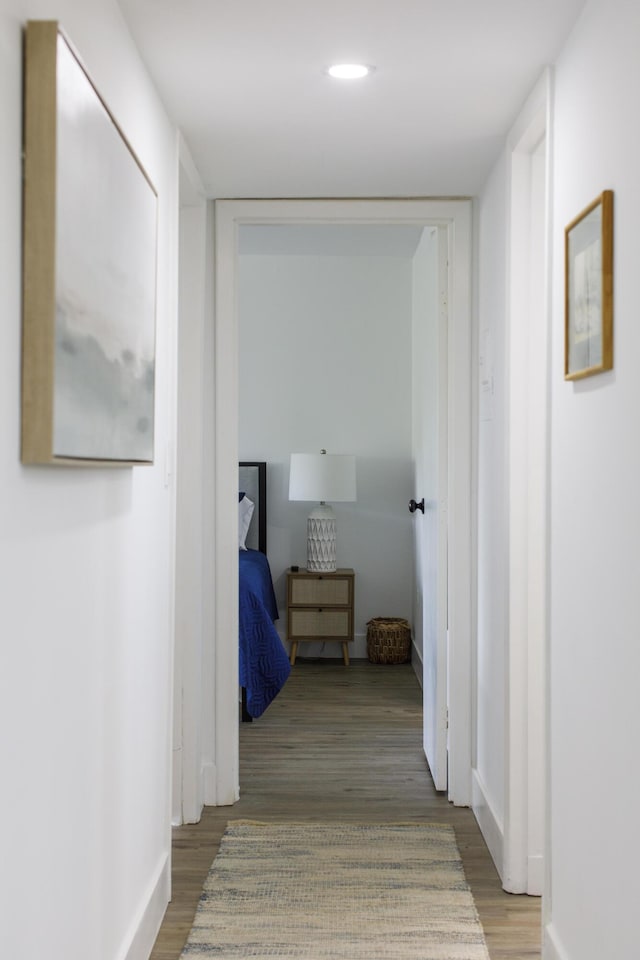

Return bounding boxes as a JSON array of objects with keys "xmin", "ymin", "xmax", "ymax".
[{"xmin": 180, "ymin": 821, "xmax": 490, "ymax": 959}]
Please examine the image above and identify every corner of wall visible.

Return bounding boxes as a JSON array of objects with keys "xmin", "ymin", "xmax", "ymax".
[{"xmin": 543, "ymin": 922, "xmax": 571, "ymax": 960}]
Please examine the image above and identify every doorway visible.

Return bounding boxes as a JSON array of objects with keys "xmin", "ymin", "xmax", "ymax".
[
  {"xmin": 210, "ymin": 199, "xmax": 473, "ymax": 808},
  {"xmin": 236, "ymin": 222, "xmax": 444, "ymax": 787}
]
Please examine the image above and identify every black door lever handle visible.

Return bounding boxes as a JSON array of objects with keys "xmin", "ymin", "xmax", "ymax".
[{"xmin": 409, "ymin": 498, "xmax": 425, "ymax": 514}]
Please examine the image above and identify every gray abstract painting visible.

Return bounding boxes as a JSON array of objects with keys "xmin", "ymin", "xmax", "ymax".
[{"xmin": 53, "ymin": 34, "xmax": 157, "ymax": 462}]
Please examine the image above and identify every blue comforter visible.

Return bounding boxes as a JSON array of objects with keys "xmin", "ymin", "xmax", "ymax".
[{"xmin": 239, "ymin": 549, "xmax": 291, "ymax": 718}]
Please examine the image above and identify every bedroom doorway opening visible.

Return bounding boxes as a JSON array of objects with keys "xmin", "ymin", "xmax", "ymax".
[
  {"xmin": 211, "ymin": 199, "xmax": 472, "ymax": 809},
  {"xmin": 237, "ymin": 222, "xmax": 427, "ymax": 660},
  {"xmin": 235, "ymin": 220, "xmax": 451, "ymax": 795}
]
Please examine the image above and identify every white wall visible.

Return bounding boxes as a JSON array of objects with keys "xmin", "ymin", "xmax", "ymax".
[
  {"xmin": 473, "ymin": 153, "xmax": 509, "ymax": 861},
  {"xmin": 475, "ymin": 0, "xmax": 640, "ymax": 947},
  {"xmin": 238, "ymin": 250, "xmax": 415, "ymax": 657},
  {"xmin": 546, "ymin": 0, "xmax": 640, "ymax": 956},
  {"xmin": 0, "ymin": 4, "xmax": 178, "ymax": 959}
]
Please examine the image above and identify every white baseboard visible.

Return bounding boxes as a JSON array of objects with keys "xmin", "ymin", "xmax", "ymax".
[
  {"xmin": 411, "ymin": 642, "xmax": 423, "ymax": 687},
  {"xmin": 119, "ymin": 851, "xmax": 171, "ymax": 960},
  {"xmin": 471, "ymin": 768, "xmax": 504, "ymax": 880},
  {"xmin": 544, "ymin": 922, "xmax": 570, "ymax": 960},
  {"xmin": 528, "ymin": 853, "xmax": 544, "ymax": 896},
  {"xmin": 202, "ymin": 760, "xmax": 218, "ymax": 806}
]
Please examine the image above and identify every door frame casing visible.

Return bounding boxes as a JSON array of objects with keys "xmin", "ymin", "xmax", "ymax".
[
  {"xmin": 210, "ymin": 198, "xmax": 473, "ymax": 807},
  {"xmin": 503, "ymin": 70, "xmax": 551, "ymax": 895},
  {"xmin": 174, "ymin": 136, "xmax": 212, "ymax": 825}
]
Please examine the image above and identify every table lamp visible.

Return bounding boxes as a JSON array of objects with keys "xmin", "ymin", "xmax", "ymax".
[{"xmin": 288, "ymin": 450, "xmax": 356, "ymax": 572}]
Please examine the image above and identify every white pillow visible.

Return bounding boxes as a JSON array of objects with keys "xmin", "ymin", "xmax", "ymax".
[{"xmin": 238, "ymin": 495, "xmax": 255, "ymax": 550}]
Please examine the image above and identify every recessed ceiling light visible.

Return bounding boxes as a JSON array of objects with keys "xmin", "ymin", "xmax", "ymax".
[{"xmin": 327, "ymin": 63, "xmax": 373, "ymax": 80}]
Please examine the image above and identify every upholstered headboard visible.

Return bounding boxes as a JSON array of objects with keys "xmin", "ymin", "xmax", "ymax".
[{"xmin": 239, "ymin": 461, "xmax": 267, "ymax": 553}]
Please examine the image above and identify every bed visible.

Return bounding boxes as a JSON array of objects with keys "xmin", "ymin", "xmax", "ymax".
[{"xmin": 239, "ymin": 461, "xmax": 291, "ymax": 720}]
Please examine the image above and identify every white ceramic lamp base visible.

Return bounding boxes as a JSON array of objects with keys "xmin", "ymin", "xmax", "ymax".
[{"xmin": 306, "ymin": 503, "xmax": 337, "ymax": 572}]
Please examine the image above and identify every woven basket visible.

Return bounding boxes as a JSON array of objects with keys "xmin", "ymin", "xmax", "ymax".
[{"xmin": 366, "ymin": 617, "xmax": 411, "ymax": 664}]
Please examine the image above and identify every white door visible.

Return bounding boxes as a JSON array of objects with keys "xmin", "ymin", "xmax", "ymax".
[{"xmin": 411, "ymin": 227, "xmax": 449, "ymax": 791}]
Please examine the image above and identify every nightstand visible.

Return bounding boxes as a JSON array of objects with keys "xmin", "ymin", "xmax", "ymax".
[{"xmin": 286, "ymin": 568, "xmax": 355, "ymax": 666}]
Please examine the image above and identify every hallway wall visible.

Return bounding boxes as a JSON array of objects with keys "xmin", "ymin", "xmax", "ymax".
[
  {"xmin": 476, "ymin": 0, "xmax": 640, "ymax": 955},
  {"xmin": 547, "ymin": 0, "xmax": 640, "ymax": 956},
  {"xmin": 0, "ymin": 3, "xmax": 178, "ymax": 959}
]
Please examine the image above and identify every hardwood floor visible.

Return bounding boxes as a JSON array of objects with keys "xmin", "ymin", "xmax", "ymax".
[{"xmin": 150, "ymin": 660, "xmax": 541, "ymax": 959}]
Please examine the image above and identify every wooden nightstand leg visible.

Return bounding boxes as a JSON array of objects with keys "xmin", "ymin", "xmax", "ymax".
[
  {"xmin": 342, "ymin": 642, "xmax": 350, "ymax": 666},
  {"xmin": 289, "ymin": 641, "xmax": 298, "ymax": 666}
]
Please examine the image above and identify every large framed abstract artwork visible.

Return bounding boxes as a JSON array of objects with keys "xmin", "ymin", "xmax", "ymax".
[{"xmin": 21, "ymin": 21, "xmax": 158, "ymax": 465}]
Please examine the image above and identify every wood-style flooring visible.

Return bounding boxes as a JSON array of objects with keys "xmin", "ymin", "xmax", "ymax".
[{"xmin": 150, "ymin": 660, "xmax": 541, "ymax": 959}]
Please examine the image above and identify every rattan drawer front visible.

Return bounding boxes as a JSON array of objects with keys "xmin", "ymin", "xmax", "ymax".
[
  {"xmin": 290, "ymin": 577, "xmax": 351, "ymax": 606},
  {"xmin": 289, "ymin": 608, "xmax": 351, "ymax": 639}
]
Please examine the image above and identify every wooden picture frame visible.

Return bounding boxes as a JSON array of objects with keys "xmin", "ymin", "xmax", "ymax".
[
  {"xmin": 564, "ymin": 190, "xmax": 613, "ymax": 381},
  {"xmin": 22, "ymin": 21, "xmax": 158, "ymax": 466}
]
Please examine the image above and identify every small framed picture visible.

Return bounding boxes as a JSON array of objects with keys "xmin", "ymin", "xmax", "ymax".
[{"xmin": 565, "ymin": 190, "xmax": 613, "ymax": 380}]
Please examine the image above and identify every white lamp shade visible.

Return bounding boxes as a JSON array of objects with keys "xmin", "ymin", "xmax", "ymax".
[{"xmin": 289, "ymin": 453, "xmax": 356, "ymax": 503}]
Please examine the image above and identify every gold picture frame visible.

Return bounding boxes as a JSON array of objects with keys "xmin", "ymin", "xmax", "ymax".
[
  {"xmin": 564, "ymin": 190, "xmax": 613, "ymax": 381},
  {"xmin": 22, "ymin": 21, "xmax": 158, "ymax": 466}
]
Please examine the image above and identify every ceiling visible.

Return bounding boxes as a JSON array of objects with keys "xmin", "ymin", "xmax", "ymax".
[{"xmin": 117, "ymin": 0, "xmax": 585, "ymax": 200}]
